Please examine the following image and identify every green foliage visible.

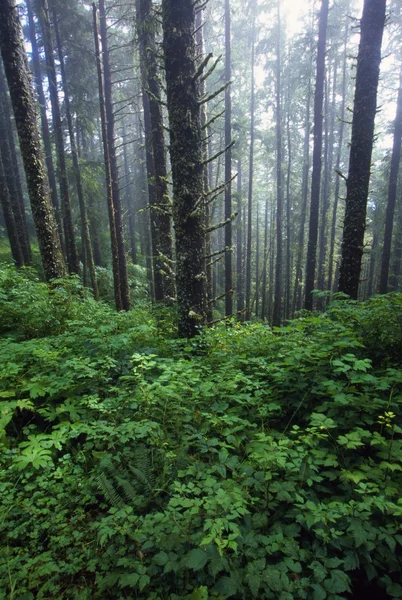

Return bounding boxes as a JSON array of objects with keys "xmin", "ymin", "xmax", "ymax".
[{"xmin": 1, "ymin": 265, "xmax": 402, "ymax": 598}]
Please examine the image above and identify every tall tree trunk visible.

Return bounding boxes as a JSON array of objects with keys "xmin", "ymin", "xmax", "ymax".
[
  {"xmin": 304, "ymin": 0, "xmax": 329, "ymax": 310},
  {"xmin": 260, "ymin": 193, "xmax": 269, "ymax": 320},
  {"xmin": 162, "ymin": 0, "xmax": 205, "ymax": 337},
  {"xmin": 53, "ymin": 12, "xmax": 99, "ymax": 299},
  {"xmin": 273, "ymin": 1, "xmax": 283, "ymax": 327},
  {"xmin": 236, "ymin": 158, "xmax": 244, "ymax": 316},
  {"xmin": 39, "ymin": 0, "xmax": 79, "ymax": 274},
  {"xmin": 224, "ymin": 0, "xmax": 233, "ymax": 317},
  {"xmin": 284, "ymin": 71, "xmax": 292, "ymax": 321},
  {"xmin": 255, "ymin": 197, "xmax": 260, "ymax": 317},
  {"xmin": 25, "ymin": 0, "xmax": 61, "ymax": 242},
  {"xmin": 98, "ymin": 0, "xmax": 130, "ymax": 310},
  {"xmin": 0, "ymin": 60, "xmax": 31, "ymax": 264},
  {"xmin": 292, "ymin": 76, "xmax": 312, "ymax": 316},
  {"xmin": 245, "ymin": 7, "xmax": 256, "ymax": 321},
  {"xmin": 338, "ymin": 0, "xmax": 386, "ymax": 299},
  {"xmin": 93, "ymin": 3, "xmax": 122, "ymax": 309},
  {"xmin": 122, "ymin": 125, "xmax": 137, "ymax": 265},
  {"xmin": 137, "ymin": 0, "xmax": 175, "ymax": 302},
  {"xmin": 0, "ymin": 0, "xmax": 65, "ymax": 280},
  {"xmin": 328, "ymin": 29, "xmax": 348, "ymax": 294},
  {"xmin": 379, "ymin": 69, "xmax": 402, "ymax": 293}
]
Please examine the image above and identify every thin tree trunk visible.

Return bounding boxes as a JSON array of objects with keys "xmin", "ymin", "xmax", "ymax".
[
  {"xmin": 99, "ymin": 0, "xmax": 130, "ymax": 309},
  {"xmin": 245, "ymin": 6, "xmax": 256, "ymax": 321},
  {"xmin": 338, "ymin": 0, "xmax": 386, "ymax": 299},
  {"xmin": 53, "ymin": 12, "xmax": 99, "ymax": 299},
  {"xmin": 260, "ymin": 193, "xmax": 269, "ymax": 320},
  {"xmin": 304, "ymin": 0, "xmax": 329, "ymax": 310},
  {"xmin": 25, "ymin": 0, "xmax": 61, "ymax": 243},
  {"xmin": 273, "ymin": 0, "xmax": 283, "ymax": 326},
  {"xmin": 122, "ymin": 125, "xmax": 137, "ymax": 265},
  {"xmin": 328, "ymin": 29, "xmax": 348, "ymax": 294},
  {"xmin": 236, "ymin": 158, "xmax": 244, "ymax": 316},
  {"xmin": 379, "ymin": 68, "xmax": 402, "ymax": 293},
  {"xmin": 224, "ymin": 0, "xmax": 233, "ymax": 317},
  {"xmin": 93, "ymin": 3, "xmax": 122, "ymax": 309},
  {"xmin": 162, "ymin": 0, "xmax": 205, "ymax": 337},
  {"xmin": 0, "ymin": 0, "xmax": 65, "ymax": 280},
  {"xmin": 39, "ymin": 0, "xmax": 79, "ymax": 274},
  {"xmin": 0, "ymin": 150, "xmax": 24, "ymax": 266},
  {"xmin": 137, "ymin": 0, "xmax": 174, "ymax": 302}
]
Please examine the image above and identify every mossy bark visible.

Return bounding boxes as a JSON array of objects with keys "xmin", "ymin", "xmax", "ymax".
[
  {"xmin": 138, "ymin": 0, "xmax": 175, "ymax": 303},
  {"xmin": 0, "ymin": 58, "xmax": 31, "ymax": 265},
  {"xmin": 0, "ymin": 0, "xmax": 65, "ymax": 280},
  {"xmin": 38, "ymin": 0, "xmax": 79, "ymax": 274},
  {"xmin": 26, "ymin": 0, "xmax": 62, "ymax": 247},
  {"xmin": 338, "ymin": 0, "xmax": 386, "ymax": 299},
  {"xmin": 162, "ymin": 0, "xmax": 206, "ymax": 337},
  {"xmin": 0, "ymin": 149, "xmax": 24, "ymax": 266}
]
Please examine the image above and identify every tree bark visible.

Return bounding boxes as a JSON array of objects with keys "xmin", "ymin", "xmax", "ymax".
[
  {"xmin": 93, "ymin": 3, "xmax": 122, "ymax": 309},
  {"xmin": 304, "ymin": 0, "xmax": 329, "ymax": 310},
  {"xmin": 162, "ymin": 0, "xmax": 205, "ymax": 337},
  {"xmin": 98, "ymin": 0, "xmax": 130, "ymax": 310},
  {"xmin": 236, "ymin": 158, "xmax": 244, "ymax": 316},
  {"xmin": 25, "ymin": 0, "xmax": 61, "ymax": 243},
  {"xmin": 379, "ymin": 69, "xmax": 402, "ymax": 294},
  {"xmin": 338, "ymin": 0, "xmax": 386, "ymax": 299},
  {"xmin": 273, "ymin": 1, "xmax": 283, "ymax": 327},
  {"xmin": 0, "ymin": 0, "xmax": 65, "ymax": 280},
  {"xmin": 53, "ymin": 11, "xmax": 99, "ymax": 299},
  {"xmin": 38, "ymin": 0, "xmax": 79, "ymax": 274},
  {"xmin": 224, "ymin": 0, "xmax": 233, "ymax": 318}
]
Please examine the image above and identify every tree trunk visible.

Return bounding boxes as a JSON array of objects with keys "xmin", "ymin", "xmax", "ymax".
[
  {"xmin": 39, "ymin": 0, "xmax": 79, "ymax": 274},
  {"xmin": 245, "ymin": 6, "xmax": 256, "ymax": 321},
  {"xmin": 379, "ymin": 69, "xmax": 402, "ymax": 293},
  {"xmin": 122, "ymin": 125, "xmax": 137, "ymax": 265},
  {"xmin": 338, "ymin": 0, "xmax": 386, "ymax": 299},
  {"xmin": 162, "ymin": 0, "xmax": 205, "ymax": 337},
  {"xmin": 0, "ymin": 59, "xmax": 31, "ymax": 264},
  {"xmin": 25, "ymin": 0, "xmax": 62, "ymax": 243},
  {"xmin": 98, "ymin": 0, "xmax": 130, "ymax": 310},
  {"xmin": 0, "ymin": 0, "xmax": 65, "ymax": 280},
  {"xmin": 0, "ymin": 149, "xmax": 24, "ymax": 266},
  {"xmin": 273, "ymin": 1, "xmax": 283, "ymax": 327},
  {"xmin": 53, "ymin": 11, "xmax": 99, "ymax": 299},
  {"xmin": 236, "ymin": 158, "xmax": 244, "ymax": 316},
  {"xmin": 328, "ymin": 28, "xmax": 348, "ymax": 294},
  {"xmin": 224, "ymin": 0, "xmax": 233, "ymax": 318},
  {"xmin": 304, "ymin": 0, "xmax": 329, "ymax": 310},
  {"xmin": 93, "ymin": 3, "xmax": 122, "ymax": 309},
  {"xmin": 137, "ymin": 0, "xmax": 175, "ymax": 302}
]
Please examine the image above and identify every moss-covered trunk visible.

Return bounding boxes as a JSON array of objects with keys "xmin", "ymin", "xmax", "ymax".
[
  {"xmin": 0, "ymin": 0, "xmax": 65, "ymax": 280},
  {"xmin": 162, "ymin": 0, "xmax": 205, "ymax": 337}
]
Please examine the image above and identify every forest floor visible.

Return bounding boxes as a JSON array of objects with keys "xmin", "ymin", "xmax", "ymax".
[{"xmin": 0, "ymin": 263, "xmax": 402, "ymax": 600}]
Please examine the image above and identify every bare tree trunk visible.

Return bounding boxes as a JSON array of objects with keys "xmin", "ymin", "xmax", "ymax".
[
  {"xmin": 304, "ymin": 0, "xmax": 329, "ymax": 310},
  {"xmin": 245, "ymin": 6, "xmax": 256, "ymax": 321},
  {"xmin": 273, "ymin": 1, "xmax": 283, "ymax": 327},
  {"xmin": 379, "ymin": 69, "xmax": 402, "ymax": 293},
  {"xmin": 93, "ymin": 3, "xmax": 122, "ymax": 309},
  {"xmin": 236, "ymin": 158, "xmax": 244, "ymax": 316},
  {"xmin": 0, "ymin": 0, "xmax": 65, "ymax": 280},
  {"xmin": 53, "ymin": 12, "xmax": 98, "ymax": 299},
  {"xmin": 224, "ymin": 0, "xmax": 233, "ymax": 317},
  {"xmin": 98, "ymin": 0, "xmax": 130, "ymax": 309},
  {"xmin": 122, "ymin": 125, "xmax": 137, "ymax": 265},
  {"xmin": 338, "ymin": 0, "xmax": 386, "ymax": 299}
]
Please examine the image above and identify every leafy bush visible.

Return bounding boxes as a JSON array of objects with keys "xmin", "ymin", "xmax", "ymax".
[{"xmin": 0, "ymin": 266, "xmax": 402, "ymax": 599}]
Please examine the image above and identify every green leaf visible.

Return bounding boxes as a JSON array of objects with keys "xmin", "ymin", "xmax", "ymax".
[
  {"xmin": 190, "ymin": 587, "xmax": 208, "ymax": 600},
  {"xmin": 153, "ymin": 551, "xmax": 169, "ymax": 566},
  {"xmin": 185, "ymin": 548, "xmax": 208, "ymax": 571},
  {"xmin": 212, "ymin": 576, "xmax": 238, "ymax": 598},
  {"xmin": 312, "ymin": 584, "xmax": 327, "ymax": 600}
]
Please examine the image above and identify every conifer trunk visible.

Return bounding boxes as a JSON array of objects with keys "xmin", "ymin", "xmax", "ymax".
[
  {"xmin": 338, "ymin": 0, "xmax": 386, "ymax": 299},
  {"xmin": 0, "ymin": 0, "xmax": 65, "ymax": 280},
  {"xmin": 162, "ymin": 0, "xmax": 205, "ymax": 337}
]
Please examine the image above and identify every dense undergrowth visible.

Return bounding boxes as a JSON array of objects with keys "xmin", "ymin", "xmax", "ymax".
[{"xmin": 1, "ymin": 264, "xmax": 402, "ymax": 599}]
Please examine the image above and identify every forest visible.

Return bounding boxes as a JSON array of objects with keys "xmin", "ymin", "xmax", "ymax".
[{"xmin": 0, "ymin": 0, "xmax": 402, "ymax": 597}]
